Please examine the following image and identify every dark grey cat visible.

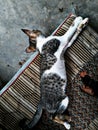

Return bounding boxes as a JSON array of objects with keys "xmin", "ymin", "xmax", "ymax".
[{"xmin": 21, "ymin": 16, "xmax": 88, "ymax": 130}]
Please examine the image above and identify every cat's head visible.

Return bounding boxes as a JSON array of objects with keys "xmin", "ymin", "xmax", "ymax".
[{"xmin": 22, "ymin": 29, "xmax": 42, "ymax": 53}]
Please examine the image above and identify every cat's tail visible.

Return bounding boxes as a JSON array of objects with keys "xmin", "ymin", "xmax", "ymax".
[{"xmin": 19, "ymin": 103, "xmax": 43, "ymax": 130}]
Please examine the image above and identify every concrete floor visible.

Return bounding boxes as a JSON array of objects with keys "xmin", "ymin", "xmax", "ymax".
[{"xmin": 0, "ymin": 0, "xmax": 98, "ymax": 84}]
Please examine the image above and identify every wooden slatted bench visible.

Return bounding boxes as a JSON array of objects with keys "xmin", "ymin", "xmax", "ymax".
[{"xmin": 0, "ymin": 14, "xmax": 98, "ymax": 130}]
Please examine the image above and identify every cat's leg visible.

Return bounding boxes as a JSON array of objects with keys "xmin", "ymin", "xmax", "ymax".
[
  {"xmin": 67, "ymin": 17, "xmax": 89, "ymax": 48},
  {"xmin": 56, "ymin": 96, "xmax": 69, "ymax": 114},
  {"xmin": 53, "ymin": 97, "xmax": 71, "ymax": 129},
  {"xmin": 55, "ymin": 16, "xmax": 83, "ymax": 57},
  {"xmin": 53, "ymin": 115, "xmax": 71, "ymax": 130},
  {"xmin": 59, "ymin": 16, "xmax": 83, "ymax": 46}
]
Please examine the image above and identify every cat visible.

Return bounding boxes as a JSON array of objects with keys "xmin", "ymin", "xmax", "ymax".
[{"xmin": 21, "ymin": 16, "xmax": 88, "ymax": 130}]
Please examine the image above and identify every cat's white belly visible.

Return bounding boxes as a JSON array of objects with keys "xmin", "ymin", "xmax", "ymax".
[{"xmin": 44, "ymin": 58, "xmax": 67, "ymax": 79}]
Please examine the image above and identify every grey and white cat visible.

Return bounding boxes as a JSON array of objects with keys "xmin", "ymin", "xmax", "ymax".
[{"xmin": 22, "ymin": 16, "xmax": 88, "ymax": 130}]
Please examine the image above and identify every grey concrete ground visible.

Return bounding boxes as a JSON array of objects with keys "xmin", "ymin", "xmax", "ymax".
[
  {"xmin": 0, "ymin": 1, "xmax": 98, "ymax": 130},
  {"xmin": 0, "ymin": 0, "xmax": 98, "ymax": 84}
]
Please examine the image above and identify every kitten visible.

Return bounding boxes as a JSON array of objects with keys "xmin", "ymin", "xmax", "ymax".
[{"xmin": 21, "ymin": 16, "xmax": 88, "ymax": 130}]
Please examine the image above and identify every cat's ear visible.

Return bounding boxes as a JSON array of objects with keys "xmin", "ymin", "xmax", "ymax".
[
  {"xmin": 21, "ymin": 29, "xmax": 32, "ymax": 37},
  {"xmin": 21, "ymin": 29, "xmax": 42, "ymax": 38}
]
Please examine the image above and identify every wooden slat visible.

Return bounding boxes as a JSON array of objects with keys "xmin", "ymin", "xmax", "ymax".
[{"xmin": 85, "ymin": 118, "xmax": 98, "ymax": 130}]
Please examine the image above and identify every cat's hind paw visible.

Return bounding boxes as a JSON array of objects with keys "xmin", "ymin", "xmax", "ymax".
[{"xmin": 63, "ymin": 122, "xmax": 71, "ymax": 130}]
